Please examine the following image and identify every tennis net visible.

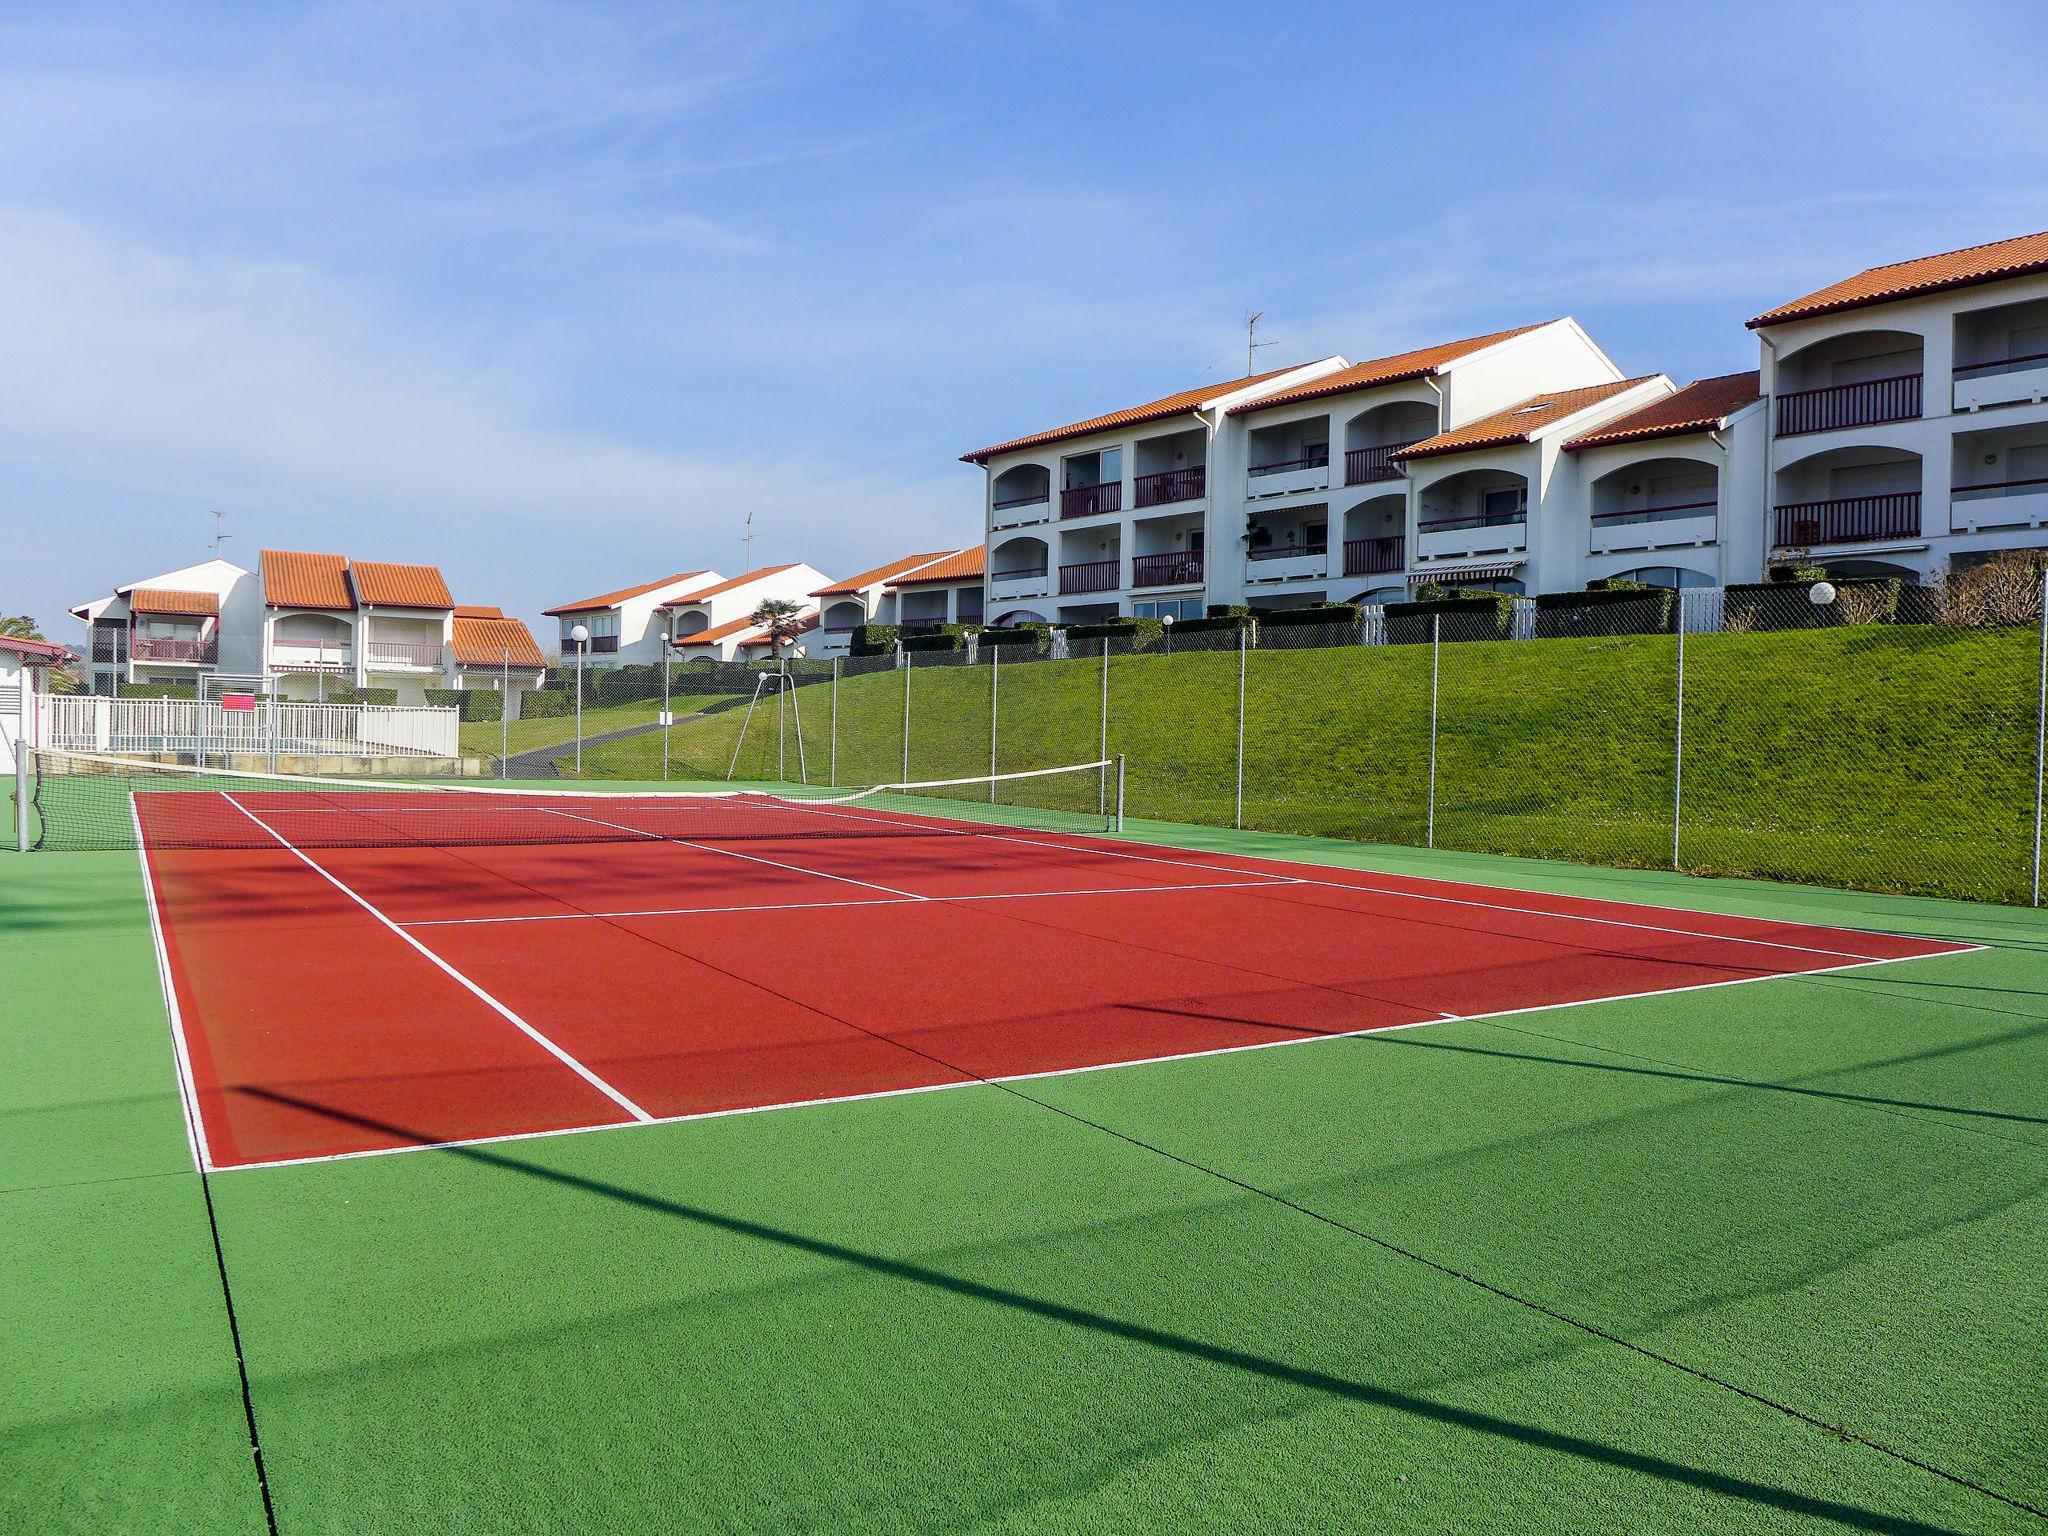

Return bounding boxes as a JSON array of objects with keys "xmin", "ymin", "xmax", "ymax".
[{"xmin": 20, "ymin": 749, "xmax": 1124, "ymax": 851}]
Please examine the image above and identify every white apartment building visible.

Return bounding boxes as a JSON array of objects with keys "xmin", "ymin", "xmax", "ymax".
[
  {"xmin": 661, "ymin": 564, "xmax": 831, "ymax": 661},
  {"xmin": 544, "ymin": 572, "xmax": 718, "ymax": 668},
  {"xmin": 1750, "ymin": 228, "xmax": 2048, "ymax": 580},
  {"xmin": 806, "ymin": 550, "xmax": 965, "ymax": 657},
  {"xmin": 70, "ymin": 550, "xmax": 543, "ymax": 707}
]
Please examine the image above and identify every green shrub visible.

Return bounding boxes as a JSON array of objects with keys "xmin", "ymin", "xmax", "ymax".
[
  {"xmin": 977, "ymin": 628, "xmax": 1043, "ymax": 649},
  {"xmin": 1169, "ymin": 614, "xmax": 1254, "ymax": 637},
  {"xmin": 520, "ymin": 689, "xmax": 574, "ymax": 718},
  {"xmin": 901, "ymin": 632, "xmax": 965, "ymax": 652},
  {"xmin": 1205, "ymin": 604, "xmax": 1251, "ymax": 618},
  {"xmin": 1384, "ymin": 595, "xmax": 1511, "ymax": 644},
  {"xmin": 1532, "ymin": 587, "xmax": 1675, "ymax": 639},
  {"xmin": 1256, "ymin": 604, "xmax": 1361, "ymax": 628},
  {"xmin": 115, "ymin": 681, "xmax": 199, "ymax": 700},
  {"xmin": 852, "ymin": 623, "xmax": 899, "ymax": 657}
]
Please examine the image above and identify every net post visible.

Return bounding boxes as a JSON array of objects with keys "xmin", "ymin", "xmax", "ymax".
[
  {"xmin": 2034, "ymin": 564, "xmax": 2047, "ymax": 907},
  {"xmin": 1099, "ymin": 638, "xmax": 1109, "ymax": 816},
  {"xmin": 14, "ymin": 674, "xmax": 30, "ymax": 852},
  {"xmin": 1114, "ymin": 753, "xmax": 1126, "ymax": 833},
  {"xmin": 1426, "ymin": 614, "xmax": 1440, "ymax": 849},
  {"xmin": 1233, "ymin": 624, "xmax": 1246, "ymax": 831},
  {"xmin": 988, "ymin": 641, "xmax": 999, "ymax": 802},
  {"xmin": 829, "ymin": 657, "xmax": 839, "ymax": 787},
  {"xmin": 1672, "ymin": 595, "xmax": 1686, "ymax": 872}
]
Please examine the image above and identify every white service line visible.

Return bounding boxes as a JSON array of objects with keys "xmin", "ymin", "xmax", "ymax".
[
  {"xmin": 211, "ymin": 941, "xmax": 1980, "ymax": 1174},
  {"xmin": 130, "ymin": 796, "xmax": 214, "ymax": 1173},
  {"xmin": 398, "ymin": 876, "xmax": 1305, "ymax": 928},
  {"xmin": 221, "ymin": 794, "xmax": 654, "ymax": 1124},
  {"xmin": 539, "ymin": 805, "xmax": 928, "ymax": 898}
]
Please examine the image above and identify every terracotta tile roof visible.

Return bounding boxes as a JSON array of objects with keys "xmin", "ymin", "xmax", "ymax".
[
  {"xmin": 886, "ymin": 547, "xmax": 985, "ymax": 587},
  {"xmin": 0, "ymin": 634, "xmax": 72, "ymax": 663},
  {"xmin": 543, "ymin": 572, "xmax": 707, "ymax": 616},
  {"xmin": 670, "ymin": 612, "xmax": 771, "ymax": 647},
  {"xmin": 1227, "ymin": 324, "xmax": 1547, "ymax": 416},
  {"xmin": 262, "ymin": 549, "xmax": 354, "ymax": 610},
  {"xmin": 127, "ymin": 587, "xmax": 220, "ymax": 616},
  {"xmin": 961, "ymin": 364, "xmax": 1309, "ymax": 463},
  {"xmin": 1562, "ymin": 372, "xmax": 1761, "ymax": 452},
  {"xmin": 812, "ymin": 552, "xmax": 956, "ymax": 596},
  {"xmin": 453, "ymin": 613, "xmax": 545, "ymax": 668},
  {"xmin": 349, "ymin": 559, "xmax": 453, "ymax": 609},
  {"xmin": 658, "ymin": 565, "xmax": 800, "ymax": 608},
  {"xmin": 1750, "ymin": 229, "xmax": 2048, "ymax": 328},
  {"xmin": 1397, "ymin": 379, "xmax": 1662, "ymax": 461},
  {"xmin": 453, "ymin": 604, "xmax": 503, "ymax": 619}
]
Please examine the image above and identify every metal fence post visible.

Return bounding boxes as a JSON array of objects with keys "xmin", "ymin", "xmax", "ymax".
[
  {"xmin": 1426, "ymin": 614, "xmax": 1440, "ymax": 849},
  {"xmin": 502, "ymin": 647, "xmax": 511, "ymax": 776},
  {"xmin": 659, "ymin": 646, "xmax": 670, "ymax": 782},
  {"xmin": 900, "ymin": 643, "xmax": 911, "ymax": 784},
  {"xmin": 2034, "ymin": 566, "xmax": 2047, "ymax": 906},
  {"xmin": 776, "ymin": 661, "xmax": 787, "ymax": 783},
  {"xmin": 1234, "ymin": 624, "xmax": 1247, "ymax": 830},
  {"xmin": 830, "ymin": 658, "xmax": 839, "ymax": 787},
  {"xmin": 988, "ymin": 641, "xmax": 999, "ymax": 801},
  {"xmin": 1672, "ymin": 598, "xmax": 1687, "ymax": 871},
  {"xmin": 14, "ymin": 678, "xmax": 29, "ymax": 852},
  {"xmin": 1099, "ymin": 638, "xmax": 1110, "ymax": 816}
]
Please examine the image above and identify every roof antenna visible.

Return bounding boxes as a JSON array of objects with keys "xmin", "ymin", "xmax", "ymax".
[
  {"xmin": 742, "ymin": 509, "xmax": 756, "ymax": 567},
  {"xmin": 1246, "ymin": 311, "xmax": 1275, "ymax": 375},
  {"xmin": 208, "ymin": 509, "xmax": 230, "ymax": 557}
]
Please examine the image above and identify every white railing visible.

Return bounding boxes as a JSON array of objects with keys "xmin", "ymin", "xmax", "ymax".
[{"xmin": 33, "ymin": 696, "xmax": 460, "ymax": 759}]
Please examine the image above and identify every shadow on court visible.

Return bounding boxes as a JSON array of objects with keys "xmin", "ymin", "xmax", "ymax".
[{"xmin": 232, "ymin": 1082, "xmax": 1991, "ymax": 1536}]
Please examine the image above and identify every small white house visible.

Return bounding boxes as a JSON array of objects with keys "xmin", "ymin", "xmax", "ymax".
[
  {"xmin": 543, "ymin": 571, "xmax": 719, "ymax": 669},
  {"xmin": 661, "ymin": 564, "xmax": 831, "ymax": 661},
  {"xmin": 69, "ymin": 556, "xmax": 261, "ymax": 695}
]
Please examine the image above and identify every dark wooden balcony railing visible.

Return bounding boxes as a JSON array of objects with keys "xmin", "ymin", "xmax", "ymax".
[
  {"xmin": 1130, "ymin": 551, "xmax": 1204, "ymax": 588},
  {"xmin": 1247, "ymin": 447, "xmax": 1330, "ymax": 478},
  {"xmin": 1246, "ymin": 541, "xmax": 1329, "ymax": 562},
  {"xmin": 1059, "ymin": 558, "xmax": 1120, "ymax": 595},
  {"xmin": 1772, "ymin": 492, "xmax": 1921, "ymax": 548},
  {"xmin": 1952, "ymin": 474, "xmax": 2048, "ymax": 503},
  {"xmin": 1060, "ymin": 483, "xmax": 1122, "ymax": 518},
  {"xmin": 1775, "ymin": 372, "xmax": 1922, "ymax": 436},
  {"xmin": 1344, "ymin": 444, "xmax": 1416, "ymax": 485},
  {"xmin": 1588, "ymin": 499, "xmax": 1717, "ymax": 527},
  {"xmin": 1342, "ymin": 534, "xmax": 1405, "ymax": 576},
  {"xmin": 992, "ymin": 485, "xmax": 1050, "ymax": 510},
  {"xmin": 1133, "ymin": 466, "xmax": 1205, "ymax": 507},
  {"xmin": 131, "ymin": 635, "xmax": 217, "ymax": 663}
]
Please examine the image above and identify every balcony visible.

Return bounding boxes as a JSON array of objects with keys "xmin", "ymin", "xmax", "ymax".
[
  {"xmin": 270, "ymin": 639, "xmax": 353, "ymax": 671},
  {"xmin": 990, "ymin": 562, "xmax": 1052, "ymax": 602},
  {"xmin": 1245, "ymin": 448, "xmax": 1330, "ymax": 500},
  {"xmin": 1060, "ymin": 483, "xmax": 1122, "ymax": 519},
  {"xmin": 1951, "ymin": 476, "xmax": 2048, "ymax": 534},
  {"xmin": 1059, "ymin": 558, "xmax": 1120, "ymax": 595},
  {"xmin": 1130, "ymin": 551, "xmax": 1204, "ymax": 589},
  {"xmin": 1775, "ymin": 374, "xmax": 1922, "ymax": 436},
  {"xmin": 132, "ymin": 635, "xmax": 218, "ymax": 664},
  {"xmin": 1244, "ymin": 542, "xmax": 1329, "ymax": 583},
  {"xmin": 90, "ymin": 631, "xmax": 129, "ymax": 665},
  {"xmin": 1344, "ymin": 444, "xmax": 1415, "ymax": 485},
  {"xmin": 1133, "ymin": 466, "xmax": 1205, "ymax": 508},
  {"xmin": 991, "ymin": 487, "xmax": 1051, "ymax": 530},
  {"xmin": 1342, "ymin": 535, "xmax": 1405, "ymax": 577},
  {"xmin": 1772, "ymin": 492, "xmax": 1921, "ymax": 548},
  {"xmin": 1416, "ymin": 510, "xmax": 1526, "ymax": 562},
  {"xmin": 1954, "ymin": 351, "xmax": 2048, "ymax": 412},
  {"xmin": 1588, "ymin": 500, "xmax": 1718, "ymax": 555},
  {"xmin": 365, "ymin": 639, "xmax": 447, "ymax": 670}
]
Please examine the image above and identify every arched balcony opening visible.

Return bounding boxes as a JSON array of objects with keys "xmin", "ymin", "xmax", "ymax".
[
  {"xmin": 1343, "ymin": 401, "xmax": 1436, "ymax": 484},
  {"xmin": 1772, "ymin": 445, "xmax": 1923, "ymax": 550},
  {"xmin": 1588, "ymin": 456, "xmax": 1719, "ymax": 553},
  {"xmin": 1775, "ymin": 328, "xmax": 1924, "ymax": 435},
  {"xmin": 992, "ymin": 463, "xmax": 1051, "ymax": 526},
  {"xmin": 990, "ymin": 535, "xmax": 1052, "ymax": 601},
  {"xmin": 1342, "ymin": 492, "xmax": 1405, "ymax": 576}
]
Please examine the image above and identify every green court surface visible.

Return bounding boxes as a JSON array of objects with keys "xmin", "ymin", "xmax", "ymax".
[{"xmin": 5, "ymin": 805, "xmax": 2046, "ymax": 1534}]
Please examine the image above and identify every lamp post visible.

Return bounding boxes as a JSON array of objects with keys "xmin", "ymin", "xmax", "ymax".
[
  {"xmin": 570, "ymin": 622, "xmax": 588, "ymax": 773},
  {"xmin": 1162, "ymin": 613, "xmax": 1174, "ymax": 656}
]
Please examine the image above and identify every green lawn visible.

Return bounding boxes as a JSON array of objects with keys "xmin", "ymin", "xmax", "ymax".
[
  {"xmin": 459, "ymin": 694, "xmax": 741, "ymax": 760},
  {"xmin": 5, "ymin": 816, "xmax": 2046, "ymax": 1532},
  {"xmin": 578, "ymin": 626, "xmax": 2041, "ymax": 904}
]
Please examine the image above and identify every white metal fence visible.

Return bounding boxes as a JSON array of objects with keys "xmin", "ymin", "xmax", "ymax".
[{"xmin": 31, "ymin": 695, "xmax": 460, "ymax": 760}]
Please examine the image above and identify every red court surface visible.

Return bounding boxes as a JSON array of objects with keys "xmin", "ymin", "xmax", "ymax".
[{"xmin": 132, "ymin": 791, "xmax": 1975, "ymax": 1170}]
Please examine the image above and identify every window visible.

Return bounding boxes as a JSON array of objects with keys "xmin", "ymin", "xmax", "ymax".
[
  {"xmin": 1303, "ymin": 520, "xmax": 1328, "ymax": 554},
  {"xmin": 1100, "ymin": 447, "xmax": 1121, "ymax": 484},
  {"xmin": 1133, "ymin": 598, "xmax": 1205, "ymax": 622},
  {"xmin": 957, "ymin": 588, "xmax": 985, "ymax": 624}
]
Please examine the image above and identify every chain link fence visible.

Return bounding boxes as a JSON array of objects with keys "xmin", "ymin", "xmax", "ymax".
[{"xmin": 551, "ymin": 572, "xmax": 2048, "ymax": 905}]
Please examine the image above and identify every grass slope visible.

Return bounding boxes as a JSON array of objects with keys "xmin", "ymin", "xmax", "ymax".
[{"xmin": 582, "ymin": 627, "xmax": 2040, "ymax": 902}]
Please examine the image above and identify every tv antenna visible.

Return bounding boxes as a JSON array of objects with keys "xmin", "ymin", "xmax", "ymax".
[
  {"xmin": 742, "ymin": 509, "xmax": 757, "ymax": 566},
  {"xmin": 1246, "ymin": 311, "xmax": 1275, "ymax": 374},
  {"xmin": 208, "ymin": 509, "xmax": 230, "ymax": 556}
]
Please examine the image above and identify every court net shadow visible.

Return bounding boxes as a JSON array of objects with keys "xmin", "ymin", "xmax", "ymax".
[{"xmin": 233, "ymin": 1083, "xmax": 1986, "ymax": 1536}]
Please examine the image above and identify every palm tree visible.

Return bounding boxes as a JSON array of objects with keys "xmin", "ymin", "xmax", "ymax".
[{"xmin": 748, "ymin": 598, "xmax": 809, "ymax": 664}]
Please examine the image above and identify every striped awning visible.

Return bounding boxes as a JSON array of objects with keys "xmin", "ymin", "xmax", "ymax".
[{"xmin": 1407, "ymin": 561, "xmax": 1523, "ymax": 585}]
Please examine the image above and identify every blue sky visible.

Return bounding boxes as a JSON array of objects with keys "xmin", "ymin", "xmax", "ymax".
[{"xmin": 6, "ymin": 0, "xmax": 2048, "ymax": 641}]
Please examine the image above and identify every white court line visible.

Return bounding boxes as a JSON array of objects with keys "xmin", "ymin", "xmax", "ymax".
[
  {"xmin": 220, "ymin": 795, "xmax": 655, "ymax": 1124},
  {"xmin": 398, "ymin": 876, "xmax": 1305, "ymax": 928},
  {"xmin": 538, "ymin": 805, "xmax": 928, "ymax": 899},
  {"xmin": 130, "ymin": 797, "xmax": 213, "ymax": 1173},
  {"xmin": 210, "ymin": 941, "xmax": 1981, "ymax": 1174}
]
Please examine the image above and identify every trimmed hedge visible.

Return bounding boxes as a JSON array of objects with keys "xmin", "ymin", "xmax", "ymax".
[
  {"xmin": 1167, "ymin": 614, "xmax": 1254, "ymax": 637},
  {"xmin": 1254, "ymin": 604, "xmax": 1362, "ymax": 651},
  {"xmin": 115, "ymin": 681, "xmax": 199, "ymax": 700},
  {"xmin": 1724, "ymin": 578, "xmax": 1905, "ymax": 632},
  {"xmin": 520, "ymin": 689, "xmax": 575, "ymax": 718},
  {"xmin": 425, "ymin": 687, "xmax": 505, "ymax": 722},
  {"xmin": 1256, "ymin": 604, "xmax": 1361, "ymax": 628},
  {"xmin": 976, "ymin": 628, "xmax": 1043, "ymax": 650},
  {"xmin": 1384, "ymin": 594, "xmax": 1512, "ymax": 645},
  {"xmin": 1532, "ymin": 586, "xmax": 1676, "ymax": 639},
  {"xmin": 1065, "ymin": 617, "xmax": 1165, "ymax": 647},
  {"xmin": 1205, "ymin": 604, "xmax": 1251, "ymax": 619},
  {"xmin": 901, "ymin": 632, "xmax": 965, "ymax": 653}
]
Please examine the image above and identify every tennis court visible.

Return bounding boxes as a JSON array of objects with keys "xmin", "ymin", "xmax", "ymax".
[{"xmin": 9, "ymin": 751, "xmax": 2047, "ymax": 1534}]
